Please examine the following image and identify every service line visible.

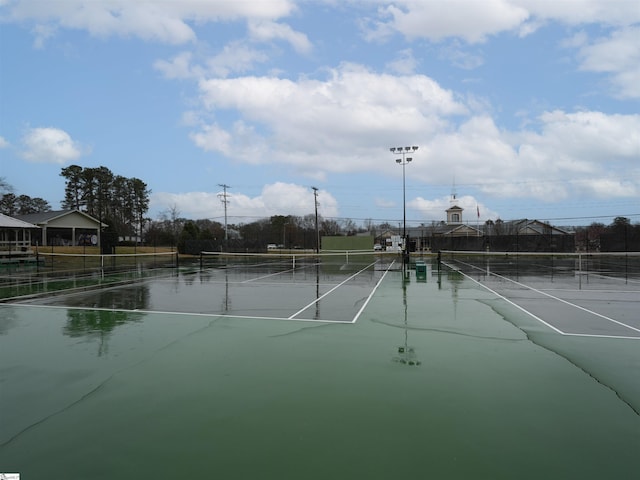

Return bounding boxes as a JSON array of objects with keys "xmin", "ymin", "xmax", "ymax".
[
  {"xmin": 351, "ymin": 260, "xmax": 396, "ymax": 324},
  {"xmin": 441, "ymin": 261, "xmax": 565, "ymax": 335},
  {"xmin": 288, "ymin": 261, "xmax": 377, "ymax": 320}
]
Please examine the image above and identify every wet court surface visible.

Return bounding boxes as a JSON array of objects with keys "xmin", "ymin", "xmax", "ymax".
[
  {"xmin": 12, "ymin": 260, "xmax": 389, "ymax": 322},
  {"xmin": 1, "ymin": 262, "xmax": 639, "ymax": 479}
]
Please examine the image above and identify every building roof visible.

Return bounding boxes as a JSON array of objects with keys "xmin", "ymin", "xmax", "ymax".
[
  {"xmin": 16, "ymin": 209, "xmax": 106, "ymax": 227},
  {"xmin": 16, "ymin": 210, "xmax": 75, "ymax": 224},
  {"xmin": 0, "ymin": 212, "xmax": 40, "ymax": 229},
  {"xmin": 504, "ymin": 219, "xmax": 572, "ymax": 235}
]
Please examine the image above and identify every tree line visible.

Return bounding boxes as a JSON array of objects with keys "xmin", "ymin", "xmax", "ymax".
[
  {"xmin": 0, "ymin": 177, "xmax": 51, "ymax": 215},
  {"xmin": 147, "ymin": 210, "xmax": 373, "ymax": 253},
  {"xmin": 2, "ymin": 174, "xmax": 638, "ymax": 252},
  {"xmin": 59, "ymin": 165, "xmax": 150, "ymax": 242}
]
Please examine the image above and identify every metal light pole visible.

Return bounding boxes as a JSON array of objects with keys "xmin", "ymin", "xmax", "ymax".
[{"xmin": 390, "ymin": 146, "xmax": 418, "ymax": 270}]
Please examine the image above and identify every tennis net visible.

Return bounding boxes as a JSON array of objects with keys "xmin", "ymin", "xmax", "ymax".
[
  {"xmin": 199, "ymin": 250, "xmax": 397, "ymax": 272},
  {"xmin": 35, "ymin": 251, "xmax": 178, "ymax": 275},
  {"xmin": 439, "ymin": 250, "xmax": 640, "ymax": 279}
]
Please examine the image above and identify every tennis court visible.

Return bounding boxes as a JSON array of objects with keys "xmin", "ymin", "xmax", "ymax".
[{"xmin": 1, "ymin": 251, "xmax": 639, "ymax": 479}]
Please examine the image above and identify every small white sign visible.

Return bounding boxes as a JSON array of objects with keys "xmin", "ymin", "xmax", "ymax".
[{"xmin": 0, "ymin": 474, "xmax": 20, "ymax": 480}]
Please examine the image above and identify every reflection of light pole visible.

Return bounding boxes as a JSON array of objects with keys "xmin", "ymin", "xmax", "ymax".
[
  {"xmin": 390, "ymin": 146, "xmax": 418, "ymax": 269},
  {"xmin": 393, "ymin": 280, "xmax": 420, "ymax": 366}
]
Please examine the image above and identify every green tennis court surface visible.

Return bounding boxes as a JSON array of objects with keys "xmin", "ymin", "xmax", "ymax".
[{"xmin": 1, "ymin": 255, "xmax": 639, "ymax": 479}]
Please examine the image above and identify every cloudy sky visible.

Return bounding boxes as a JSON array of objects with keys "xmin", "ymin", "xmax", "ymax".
[{"xmin": 1, "ymin": 0, "xmax": 638, "ymax": 227}]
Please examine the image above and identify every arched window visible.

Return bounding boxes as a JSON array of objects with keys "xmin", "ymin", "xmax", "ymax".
[{"xmin": 452, "ymin": 213, "xmax": 460, "ymax": 222}]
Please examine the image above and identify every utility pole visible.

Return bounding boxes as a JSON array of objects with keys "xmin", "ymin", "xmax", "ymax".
[
  {"xmin": 311, "ymin": 186, "xmax": 320, "ymax": 253},
  {"xmin": 218, "ymin": 184, "xmax": 230, "ymax": 247}
]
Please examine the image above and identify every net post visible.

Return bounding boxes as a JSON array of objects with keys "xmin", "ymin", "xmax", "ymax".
[{"xmin": 578, "ymin": 253, "xmax": 582, "ymax": 276}]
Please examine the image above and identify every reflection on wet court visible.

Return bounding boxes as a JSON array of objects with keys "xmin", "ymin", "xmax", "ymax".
[{"xmin": 1, "ymin": 253, "xmax": 639, "ymax": 479}]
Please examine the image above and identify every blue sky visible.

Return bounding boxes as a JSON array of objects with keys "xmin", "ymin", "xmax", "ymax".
[{"xmin": 1, "ymin": 0, "xmax": 638, "ymax": 228}]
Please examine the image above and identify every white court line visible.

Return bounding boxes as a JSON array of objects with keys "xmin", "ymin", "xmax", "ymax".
[
  {"xmin": 350, "ymin": 260, "xmax": 396, "ymax": 324},
  {"xmin": 481, "ymin": 265, "xmax": 640, "ymax": 334},
  {"xmin": 288, "ymin": 261, "xmax": 377, "ymax": 319},
  {"xmin": 563, "ymin": 332, "xmax": 640, "ymax": 340},
  {"xmin": 442, "ymin": 262, "xmax": 565, "ymax": 335},
  {"xmin": 446, "ymin": 261, "xmax": 640, "ymax": 339},
  {"xmin": 585, "ymin": 272, "xmax": 640, "ymax": 285},
  {"xmin": 3, "ymin": 303, "xmax": 352, "ymax": 324},
  {"xmin": 240, "ymin": 265, "xmax": 302, "ymax": 283}
]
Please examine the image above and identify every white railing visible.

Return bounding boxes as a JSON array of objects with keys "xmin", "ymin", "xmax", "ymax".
[{"xmin": 0, "ymin": 239, "xmax": 33, "ymax": 253}]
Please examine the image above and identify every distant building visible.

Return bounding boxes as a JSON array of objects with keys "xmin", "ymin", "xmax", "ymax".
[
  {"xmin": 373, "ymin": 194, "xmax": 574, "ymax": 253},
  {"xmin": 504, "ymin": 219, "xmax": 571, "ymax": 236},
  {"xmin": 15, "ymin": 210, "xmax": 106, "ymax": 247},
  {"xmin": 0, "ymin": 212, "xmax": 39, "ymax": 253}
]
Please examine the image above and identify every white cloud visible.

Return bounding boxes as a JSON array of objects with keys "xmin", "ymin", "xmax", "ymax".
[
  {"xmin": 31, "ymin": 23, "xmax": 57, "ymax": 49},
  {"xmin": 186, "ymin": 61, "xmax": 639, "ymax": 206},
  {"xmin": 469, "ymin": 110, "xmax": 640, "ymax": 201},
  {"xmin": 0, "ymin": 136, "xmax": 9, "ymax": 148},
  {"xmin": 372, "ymin": 0, "xmax": 530, "ymax": 43},
  {"xmin": 515, "ymin": 0, "xmax": 640, "ymax": 27},
  {"xmin": 439, "ymin": 41, "xmax": 484, "ymax": 70},
  {"xmin": 386, "ymin": 49, "xmax": 418, "ymax": 75},
  {"xmin": 189, "ymin": 123, "xmax": 233, "ymax": 154},
  {"xmin": 155, "ymin": 43, "xmax": 272, "ymax": 81},
  {"xmin": 20, "ymin": 127, "xmax": 86, "ymax": 164},
  {"xmin": 206, "ymin": 42, "xmax": 271, "ymax": 78},
  {"xmin": 369, "ymin": 1, "xmax": 640, "ymax": 44},
  {"xmin": 192, "ymin": 63, "xmax": 467, "ymax": 174},
  {"xmin": 248, "ymin": 20, "xmax": 312, "ymax": 54},
  {"xmin": 151, "ymin": 183, "xmax": 338, "ymax": 220},
  {"xmin": 362, "ymin": 1, "xmax": 640, "ymax": 102},
  {"xmin": 4, "ymin": 0, "xmax": 297, "ymax": 45},
  {"xmin": 574, "ymin": 26, "xmax": 640, "ymax": 99},
  {"xmin": 394, "ymin": 109, "xmax": 639, "ymax": 204},
  {"xmin": 154, "ymin": 51, "xmax": 202, "ymax": 80}
]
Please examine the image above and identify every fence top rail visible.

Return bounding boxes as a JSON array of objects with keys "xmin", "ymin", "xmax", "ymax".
[
  {"xmin": 439, "ymin": 250, "xmax": 640, "ymax": 257},
  {"xmin": 36, "ymin": 251, "xmax": 177, "ymax": 258}
]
